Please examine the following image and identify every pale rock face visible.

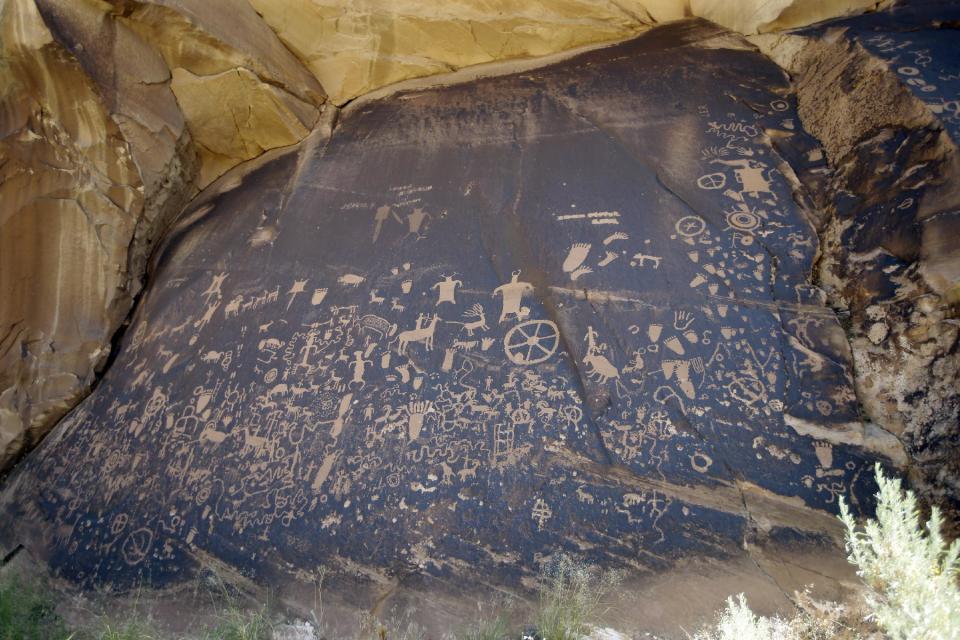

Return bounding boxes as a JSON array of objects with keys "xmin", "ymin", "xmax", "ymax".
[
  {"xmin": 0, "ymin": 0, "xmax": 325, "ymax": 471},
  {"xmin": 0, "ymin": 0, "xmax": 149, "ymax": 466},
  {"xmin": 119, "ymin": 0, "xmax": 325, "ymax": 186},
  {"xmin": 249, "ymin": 0, "xmax": 880, "ymax": 104}
]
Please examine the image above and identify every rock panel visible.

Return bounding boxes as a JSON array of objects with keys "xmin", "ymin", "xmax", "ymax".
[
  {"xmin": 1, "ymin": 21, "xmax": 898, "ymax": 606},
  {"xmin": 753, "ymin": 0, "xmax": 960, "ymax": 529}
]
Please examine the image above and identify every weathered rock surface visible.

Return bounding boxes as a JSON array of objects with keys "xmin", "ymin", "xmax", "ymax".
[
  {"xmin": 1, "ymin": 20, "xmax": 904, "ymax": 629},
  {"xmin": 754, "ymin": 0, "xmax": 960, "ymax": 530},
  {"xmin": 249, "ymin": 0, "xmax": 881, "ymax": 104},
  {"xmin": 0, "ymin": 0, "xmax": 325, "ymax": 472},
  {"xmin": 0, "ymin": 0, "xmax": 888, "ymax": 475},
  {"xmin": 0, "ymin": 0, "xmax": 184, "ymax": 469}
]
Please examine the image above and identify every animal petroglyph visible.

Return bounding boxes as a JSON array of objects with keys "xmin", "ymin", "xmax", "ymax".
[
  {"xmin": 396, "ymin": 315, "xmax": 440, "ymax": 353},
  {"xmin": 447, "ymin": 304, "xmax": 489, "ymax": 336}
]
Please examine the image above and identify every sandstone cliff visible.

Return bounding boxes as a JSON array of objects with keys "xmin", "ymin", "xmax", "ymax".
[{"xmin": 0, "ymin": 1, "xmax": 958, "ymax": 635}]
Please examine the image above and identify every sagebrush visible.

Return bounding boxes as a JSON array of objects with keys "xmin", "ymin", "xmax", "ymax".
[{"xmin": 695, "ymin": 463, "xmax": 960, "ymax": 640}]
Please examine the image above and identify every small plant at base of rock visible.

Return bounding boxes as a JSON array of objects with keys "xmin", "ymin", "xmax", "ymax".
[
  {"xmin": 689, "ymin": 588, "xmax": 869, "ymax": 640},
  {"xmin": 692, "ymin": 594, "xmax": 778, "ymax": 640},
  {"xmin": 451, "ymin": 593, "xmax": 516, "ymax": 640},
  {"xmin": 839, "ymin": 462, "xmax": 960, "ymax": 640},
  {"xmin": 204, "ymin": 605, "xmax": 272, "ymax": 640},
  {"xmin": 455, "ymin": 612, "xmax": 511, "ymax": 640},
  {"xmin": 532, "ymin": 554, "xmax": 622, "ymax": 640},
  {"xmin": 357, "ymin": 607, "xmax": 425, "ymax": 640},
  {"xmin": 694, "ymin": 463, "xmax": 960, "ymax": 640},
  {"xmin": 97, "ymin": 617, "xmax": 158, "ymax": 640},
  {"xmin": 0, "ymin": 572, "xmax": 71, "ymax": 640}
]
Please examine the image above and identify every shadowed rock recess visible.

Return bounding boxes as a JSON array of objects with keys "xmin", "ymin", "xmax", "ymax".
[{"xmin": 2, "ymin": 2, "xmax": 960, "ymax": 632}]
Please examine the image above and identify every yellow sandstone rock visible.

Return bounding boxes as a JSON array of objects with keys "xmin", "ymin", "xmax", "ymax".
[
  {"xmin": 0, "ymin": 0, "xmax": 148, "ymax": 465},
  {"xmin": 249, "ymin": 0, "xmax": 884, "ymax": 104}
]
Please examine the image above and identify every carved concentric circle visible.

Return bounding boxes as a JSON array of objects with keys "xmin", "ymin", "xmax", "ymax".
[{"xmin": 727, "ymin": 210, "xmax": 759, "ymax": 231}]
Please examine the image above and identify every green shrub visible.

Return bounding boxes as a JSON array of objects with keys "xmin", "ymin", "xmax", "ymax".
[
  {"xmin": 839, "ymin": 463, "xmax": 960, "ymax": 640},
  {"xmin": 455, "ymin": 613, "xmax": 510, "ymax": 640},
  {"xmin": 533, "ymin": 555, "xmax": 621, "ymax": 640},
  {"xmin": 204, "ymin": 605, "xmax": 272, "ymax": 640},
  {"xmin": 695, "ymin": 463, "xmax": 960, "ymax": 640},
  {"xmin": 97, "ymin": 617, "xmax": 157, "ymax": 640},
  {"xmin": 691, "ymin": 590, "xmax": 865, "ymax": 640},
  {"xmin": 0, "ymin": 573, "xmax": 70, "ymax": 640}
]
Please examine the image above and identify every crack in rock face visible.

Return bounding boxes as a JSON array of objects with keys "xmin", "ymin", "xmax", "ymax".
[{"xmin": 0, "ymin": 18, "xmax": 910, "ymax": 604}]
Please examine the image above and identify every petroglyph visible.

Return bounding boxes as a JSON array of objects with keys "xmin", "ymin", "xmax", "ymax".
[{"xmin": 0, "ymin": 20, "xmax": 894, "ymax": 594}]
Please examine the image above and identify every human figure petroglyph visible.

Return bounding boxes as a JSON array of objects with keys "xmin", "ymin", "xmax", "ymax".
[
  {"xmin": 493, "ymin": 271, "xmax": 533, "ymax": 323},
  {"xmin": 349, "ymin": 351, "xmax": 372, "ymax": 390},
  {"xmin": 193, "ymin": 302, "xmax": 220, "ymax": 332},
  {"xmin": 296, "ymin": 333, "xmax": 321, "ymax": 372},
  {"xmin": 404, "ymin": 207, "xmax": 432, "ymax": 240},
  {"xmin": 432, "ymin": 275, "xmax": 462, "ymax": 305},
  {"xmin": 581, "ymin": 328, "xmax": 622, "ymax": 387}
]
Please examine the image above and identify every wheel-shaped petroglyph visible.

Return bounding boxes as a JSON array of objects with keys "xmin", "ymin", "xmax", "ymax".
[
  {"xmin": 504, "ymin": 320, "xmax": 560, "ymax": 365},
  {"xmin": 697, "ymin": 172, "xmax": 726, "ymax": 189},
  {"xmin": 675, "ymin": 215, "xmax": 706, "ymax": 238}
]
